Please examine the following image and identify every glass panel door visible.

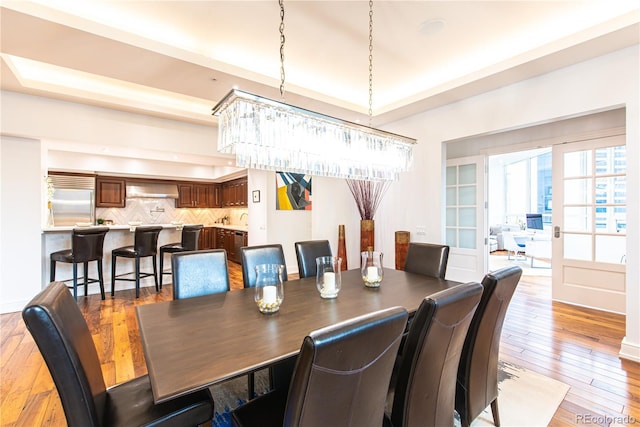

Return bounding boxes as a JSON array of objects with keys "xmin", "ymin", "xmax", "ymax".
[
  {"xmin": 445, "ymin": 156, "xmax": 486, "ymax": 282},
  {"xmin": 552, "ymin": 134, "xmax": 626, "ymax": 313}
]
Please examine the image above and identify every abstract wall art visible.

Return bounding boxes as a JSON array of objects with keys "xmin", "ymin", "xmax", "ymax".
[{"xmin": 276, "ymin": 172, "xmax": 312, "ymax": 210}]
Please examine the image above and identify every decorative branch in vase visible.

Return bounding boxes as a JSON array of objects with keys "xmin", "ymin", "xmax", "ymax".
[{"xmin": 346, "ymin": 179, "xmax": 390, "ymax": 253}]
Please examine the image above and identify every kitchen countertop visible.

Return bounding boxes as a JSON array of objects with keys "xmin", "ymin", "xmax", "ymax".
[
  {"xmin": 42, "ymin": 223, "xmax": 249, "ymax": 232},
  {"xmin": 208, "ymin": 224, "xmax": 248, "ymax": 232}
]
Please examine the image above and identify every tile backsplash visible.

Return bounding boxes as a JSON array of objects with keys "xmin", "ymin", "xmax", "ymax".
[{"xmin": 96, "ymin": 198, "xmax": 248, "ymax": 226}]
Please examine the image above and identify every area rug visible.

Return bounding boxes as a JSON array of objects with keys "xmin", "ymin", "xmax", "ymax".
[
  {"xmin": 210, "ymin": 361, "xmax": 569, "ymax": 427},
  {"xmin": 457, "ymin": 361, "xmax": 570, "ymax": 427}
]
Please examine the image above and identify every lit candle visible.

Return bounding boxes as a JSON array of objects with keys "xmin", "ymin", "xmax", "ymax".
[
  {"xmin": 367, "ymin": 266, "xmax": 379, "ymax": 281},
  {"xmin": 263, "ymin": 286, "xmax": 277, "ymax": 304},
  {"xmin": 324, "ymin": 272, "xmax": 336, "ymax": 291}
]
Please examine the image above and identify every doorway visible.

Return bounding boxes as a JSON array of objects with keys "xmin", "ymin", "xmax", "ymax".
[{"xmin": 487, "ymin": 147, "xmax": 552, "ymax": 277}]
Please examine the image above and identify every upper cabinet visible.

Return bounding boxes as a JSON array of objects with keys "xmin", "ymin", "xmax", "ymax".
[
  {"xmin": 222, "ymin": 178, "xmax": 248, "ymax": 207},
  {"xmin": 176, "ymin": 183, "xmax": 222, "ymax": 208},
  {"xmin": 95, "ymin": 177, "xmax": 126, "ymax": 207},
  {"xmin": 95, "ymin": 176, "xmax": 242, "ymax": 209}
]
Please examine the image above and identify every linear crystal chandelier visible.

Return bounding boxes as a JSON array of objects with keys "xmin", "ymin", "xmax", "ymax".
[{"xmin": 212, "ymin": 1, "xmax": 415, "ymax": 181}]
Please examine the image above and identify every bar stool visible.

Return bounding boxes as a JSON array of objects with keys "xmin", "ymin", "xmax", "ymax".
[
  {"xmin": 159, "ymin": 224, "xmax": 203, "ymax": 288},
  {"xmin": 111, "ymin": 225, "xmax": 162, "ymax": 298},
  {"xmin": 50, "ymin": 227, "xmax": 110, "ymax": 300}
]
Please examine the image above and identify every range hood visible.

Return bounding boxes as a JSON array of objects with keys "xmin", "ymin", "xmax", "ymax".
[{"xmin": 126, "ymin": 183, "xmax": 179, "ymax": 199}]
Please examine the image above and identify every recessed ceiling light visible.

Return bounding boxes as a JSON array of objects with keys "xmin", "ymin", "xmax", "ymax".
[{"xmin": 418, "ymin": 19, "xmax": 446, "ymax": 36}]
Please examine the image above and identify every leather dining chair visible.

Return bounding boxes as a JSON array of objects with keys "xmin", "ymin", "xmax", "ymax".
[
  {"xmin": 159, "ymin": 224, "xmax": 203, "ymax": 288},
  {"xmin": 240, "ymin": 244, "xmax": 288, "ymax": 288},
  {"xmin": 50, "ymin": 227, "xmax": 110, "ymax": 300},
  {"xmin": 239, "ymin": 244, "xmax": 289, "ymax": 399},
  {"xmin": 384, "ymin": 281, "xmax": 483, "ymax": 427},
  {"xmin": 455, "ymin": 266, "xmax": 522, "ymax": 427},
  {"xmin": 294, "ymin": 240, "xmax": 332, "ymax": 278},
  {"xmin": 171, "ymin": 249, "xmax": 230, "ymax": 300},
  {"xmin": 22, "ymin": 281, "xmax": 214, "ymax": 427},
  {"xmin": 111, "ymin": 225, "xmax": 163, "ymax": 298},
  {"xmin": 403, "ymin": 242, "xmax": 450, "ymax": 279},
  {"xmin": 400, "ymin": 242, "xmax": 451, "ymax": 352},
  {"xmin": 231, "ymin": 306, "xmax": 409, "ymax": 427}
]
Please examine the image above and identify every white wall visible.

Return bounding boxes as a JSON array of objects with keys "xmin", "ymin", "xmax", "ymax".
[{"xmin": 0, "ymin": 136, "xmax": 43, "ymax": 313}]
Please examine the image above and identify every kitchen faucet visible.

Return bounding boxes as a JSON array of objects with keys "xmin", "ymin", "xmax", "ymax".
[{"xmin": 240, "ymin": 212, "xmax": 248, "ymax": 223}]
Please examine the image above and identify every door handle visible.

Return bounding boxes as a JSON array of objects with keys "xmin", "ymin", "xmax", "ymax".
[{"xmin": 554, "ymin": 226, "xmax": 561, "ymax": 238}]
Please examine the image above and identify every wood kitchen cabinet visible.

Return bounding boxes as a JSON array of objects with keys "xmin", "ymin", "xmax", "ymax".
[
  {"xmin": 215, "ymin": 227, "xmax": 226, "ymax": 250},
  {"xmin": 198, "ymin": 227, "xmax": 216, "ymax": 250},
  {"xmin": 214, "ymin": 227, "xmax": 247, "ymax": 263},
  {"xmin": 176, "ymin": 183, "xmax": 216, "ymax": 208},
  {"xmin": 96, "ymin": 177, "xmax": 126, "ymax": 207},
  {"xmin": 221, "ymin": 178, "xmax": 248, "ymax": 207},
  {"xmin": 212, "ymin": 184, "xmax": 222, "ymax": 208}
]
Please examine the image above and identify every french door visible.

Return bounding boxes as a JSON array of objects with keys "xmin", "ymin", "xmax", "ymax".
[
  {"xmin": 445, "ymin": 156, "xmax": 487, "ymax": 282},
  {"xmin": 551, "ymin": 134, "xmax": 626, "ymax": 313}
]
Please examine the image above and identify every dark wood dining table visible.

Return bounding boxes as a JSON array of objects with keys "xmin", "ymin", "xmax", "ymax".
[{"xmin": 136, "ymin": 268, "xmax": 462, "ymax": 403}]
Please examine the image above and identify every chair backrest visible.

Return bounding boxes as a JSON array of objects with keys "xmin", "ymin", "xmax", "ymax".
[
  {"xmin": 71, "ymin": 227, "xmax": 110, "ymax": 263},
  {"xmin": 294, "ymin": 240, "xmax": 332, "ymax": 278},
  {"xmin": 180, "ymin": 224, "xmax": 204, "ymax": 251},
  {"xmin": 403, "ymin": 242, "xmax": 450, "ymax": 279},
  {"xmin": 240, "ymin": 244, "xmax": 288, "ymax": 288},
  {"xmin": 389, "ymin": 281, "xmax": 483, "ymax": 427},
  {"xmin": 172, "ymin": 249, "xmax": 230, "ymax": 300},
  {"xmin": 456, "ymin": 266, "xmax": 522, "ymax": 424},
  {"xmin": 133, "ymin": 225, "xmax": 163, "ymax": 257},
  {"xmin": 22, "ymin": 282, "xmax": 106, "ymax": 426},
  {"xmin": 284, "ymin": 306, "xmax": 408, "ymax": 426}
]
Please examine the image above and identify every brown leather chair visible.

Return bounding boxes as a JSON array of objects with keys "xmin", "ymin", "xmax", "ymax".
[
  {"xmin": 400, "ymin": 242, "xmax": 451, "ymax": 352},
  {"xmin": 172, "ymin": 249, "xmax": 230, "ymax": 300},
  {"xmin": 403, "ymin": 242, "xmax": 450, "ymax": 279},
  {"xmin": 111, "ymin": 225, "xmax": 162, "ymax": 298},
  {"xmin": 50, "ymin": 227, "xmax": 110, "ymax": 300},
  {"xmin": 385, "ymin": 281, "xmax": 483, "ymax": 427},
  {"xmin": 294, "ymin": 240, "xmax": 332, "ymax": 278},
  {"xmin": 239, "ymin": 244, "xmax": 289, "ymax": 399},
  {"xmin": 22, "ymin": 281, "xmax": 214, "ymax": 427},
  {"xmin": 240, "ymin": 244, "xmax": 288, "ymax": 288},
  {"xmin": 455, "ymin": 266, "xmax": 522, "ymax": 427},
  {"xmin": 159, "ymin": 224, "xmax": 203, "ymax": 288},
  {"xmin": 231, "ymin": 306, "xmax": 408, "ymax": 427}
]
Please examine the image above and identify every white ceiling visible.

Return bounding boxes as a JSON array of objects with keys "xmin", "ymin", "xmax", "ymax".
[{"xmin": 1, "ymin": 1, "xmax": 639, "ymax": 128}]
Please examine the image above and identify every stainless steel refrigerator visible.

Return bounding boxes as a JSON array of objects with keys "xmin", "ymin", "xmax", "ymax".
[{"xmin": 50, "ymin": 175, "xmax": 95, "ymax": 226}]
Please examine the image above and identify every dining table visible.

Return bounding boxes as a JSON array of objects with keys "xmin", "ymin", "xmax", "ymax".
[{"xmin": 136, "ymin": 267, "xmax": 463, "ymax": 403}]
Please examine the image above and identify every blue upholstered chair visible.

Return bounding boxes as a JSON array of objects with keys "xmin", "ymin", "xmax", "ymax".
[{"xmin": 171, "ymin": 249, "xmax": 230, "ymax": 300}]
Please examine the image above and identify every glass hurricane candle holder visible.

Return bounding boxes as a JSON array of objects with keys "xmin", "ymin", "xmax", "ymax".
[
  {"xmin": 316, "ymin": 256, "xmax": 342, "ymax": 299},
  {"xmin": 361, "ymin": 250, "xmax": 384, "ymax": 287},
  {"xmin": 254, "ymin": 264, "xmax": 284, "ymax": 313}
]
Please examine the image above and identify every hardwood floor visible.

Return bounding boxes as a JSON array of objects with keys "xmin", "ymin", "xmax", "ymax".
[{"xmin": 1, "ymin": 264, "xmax": 638, "ymax": 426}]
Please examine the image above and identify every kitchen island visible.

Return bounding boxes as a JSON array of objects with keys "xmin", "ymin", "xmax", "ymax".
[{"xmin": 42, "ymin": 224, "xmax": 249, "ymax": 297}]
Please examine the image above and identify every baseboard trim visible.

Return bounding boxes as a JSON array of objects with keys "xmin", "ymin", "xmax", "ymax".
[{"xmin": 619, "ymin": 337, "xmax": 640, "ymax": 362}]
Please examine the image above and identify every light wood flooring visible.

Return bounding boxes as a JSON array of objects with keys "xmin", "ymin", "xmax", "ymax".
[{"xmin": 1, "ymin": 262, "xmax": 639, "ymax": 426}]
